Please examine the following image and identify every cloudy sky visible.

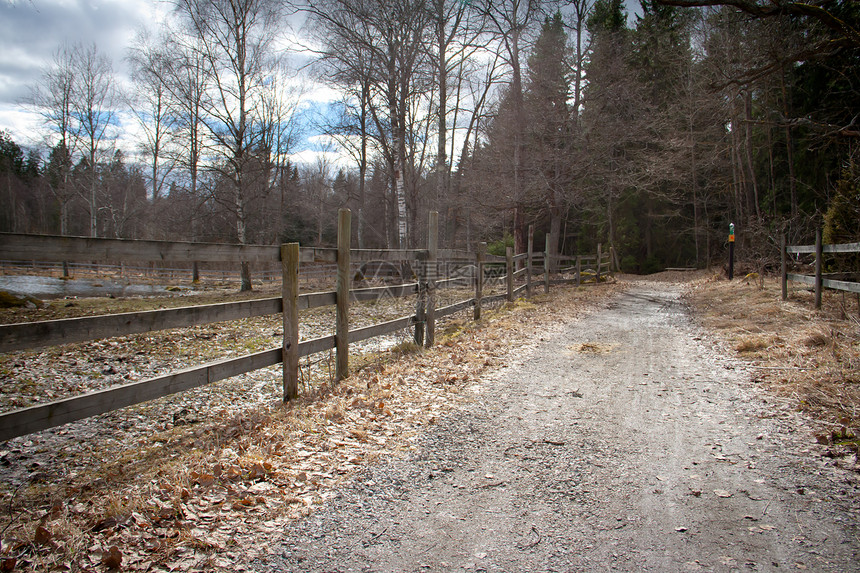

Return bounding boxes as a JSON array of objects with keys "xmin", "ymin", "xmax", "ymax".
[
  {"xmin": 0, "ymin": 0, "xmax": 169, "ymax": 144},
  {"xmin": 0, "ymin": 0, "xmax": 642, "ymax": 162}
]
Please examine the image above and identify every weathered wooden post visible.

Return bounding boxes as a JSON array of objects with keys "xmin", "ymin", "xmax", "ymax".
[
  {"xmin": 544, "ymin": 235, "xmax": 551, "ymax": 294},
  {"xmin": 609, "ymin": 246, "xmax": 616, "ymax": 278},
  {"xmin": 336, "ymin": 209, "xmax": 351, "ymax": 380},
  {"xmin": 781, "ymin": 234, "xmax": 788, "ymax": 301},
  {"xmin": 814, "ymin": 228, "xmax": 823, "ymax": 310},
  {"xmin": 576, "ymin": 255, "xmax": 582, "ymax": 286},
  {"xmin": 414, "ymin": 255, "xmax": 426, "ymax": 347},
  {"xmin": 527, "ymin": 225, "xmax": 534, "ymax": 298},
  {"xmin": 506, "ymin": 246, "xmax": 514, "ymax": 302},
  {"xmin": 475, "ymin": 242, "xmax": 485, "ymax": 320},
  {"xmin": 596, "ymin": 243, "xmax": 602, "ymax": 284},
  {"xmin": 413, "ymin": 262, "xmax": 427, "ymax": 346},
  {"xmin": 281, "ymin": 243, "xmax": 300, "ymax": 401},
  {"xmin": 426, "ymin": 211, "xmax": 438, "ymax": 347}
]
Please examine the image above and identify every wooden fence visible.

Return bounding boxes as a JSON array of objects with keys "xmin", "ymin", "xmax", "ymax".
[
  {"xmin": 781, "ymin": 230, "xmax": 860, "ymax": 309},
  {"xmin": 0, "ymin": 212, "xmax": 612, "ymax": 441}
]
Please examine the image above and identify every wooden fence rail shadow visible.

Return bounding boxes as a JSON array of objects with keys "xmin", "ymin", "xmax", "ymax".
[{"xmin": 0, "ymin": 212, "xmax": 612, "ymax": 441}]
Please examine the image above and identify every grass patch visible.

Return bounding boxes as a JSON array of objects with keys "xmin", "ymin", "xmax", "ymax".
[
  {"xmin": 389, "ymin": 340, "xmax": 422, "ymax": 355},
  {"xmin": 686, "ymin": 272, "xmax": 860, "ymax": 434},
  {"xmin": 735, "ymin": 335, "xmax": 773, "ymax": 353},
  {"xmin": 0, "ymin": 290, "xmax": 42, "ymax": 309}
]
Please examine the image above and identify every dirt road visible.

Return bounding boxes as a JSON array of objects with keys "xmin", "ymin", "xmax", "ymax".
[{"xmin": 254, "ymin": 285, "xmax": 860, "ymax": 572}]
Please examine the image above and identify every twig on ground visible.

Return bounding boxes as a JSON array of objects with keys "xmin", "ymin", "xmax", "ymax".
[{"xmin": 519, "ymin": 525, "xmax": 542, "ymax": 549}]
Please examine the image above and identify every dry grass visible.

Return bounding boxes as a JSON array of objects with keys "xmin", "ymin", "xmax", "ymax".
[
  {"xmin": 0, "ymin": 283, "xmax": 623, "ymax": 571},
  {"xmin": 685, "ymin": 272, "xmax": 860, "ymax": 439}
]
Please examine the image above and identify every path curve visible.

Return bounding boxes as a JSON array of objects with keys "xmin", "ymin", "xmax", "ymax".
[{"xmin": 255, "ymin": 285, "xmax": 860, "ymax": 572}]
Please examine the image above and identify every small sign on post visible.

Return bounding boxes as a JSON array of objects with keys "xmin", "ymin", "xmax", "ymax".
[{"xmin": 728, "ymin": 223, "xmax": 735, "ymax": 281}]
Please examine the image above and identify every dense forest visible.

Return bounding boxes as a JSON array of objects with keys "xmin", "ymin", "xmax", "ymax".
[{"xmin": 1, "ymin": 0, "xmax": 858, "ymax": 275}]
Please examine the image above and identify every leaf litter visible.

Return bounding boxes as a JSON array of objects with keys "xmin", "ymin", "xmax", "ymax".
[{"xmin": 0, "ymin": 281, "xmax": 624, "ymax": 571}]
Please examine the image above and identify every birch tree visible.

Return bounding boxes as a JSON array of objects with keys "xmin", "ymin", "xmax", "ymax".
[
  {"xmin": 175, "ymin": 0, "xmax": 285, "ymax": 290},
  {"xmin": 72, "ymin": 43, "xmax": 117, "ymax": 238}
]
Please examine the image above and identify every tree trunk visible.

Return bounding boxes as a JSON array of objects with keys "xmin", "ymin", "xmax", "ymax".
[
  {"xmin": 389, "ymin": 77, "xmax": 408, "ymax": 249},
  {"xmin": 780, "ymin": 71, "xmax": 798, "ymax": 219},
  {"xmin": 236, "ymin": 181, "xmax": 252, "ymax": 292},
  {"xmin": 436, "ymin": 9, "xmax": 447, "ymax": 219},
  {"xmin": 357, "ymin": 82, "xmax": 369, "ymax": 249},
  {"xmin": 690, "ymin": 112, "xmax": 699, "ymax": 267},
  {"xmin": 743, "ymin": 89, "xmax": 761, "ymax": 221},
  {"xmin": 240, "ymin": 261, "xmax": 252, "ymax": 292},
  {"xmin": 548, "ymin": 206, "xmax": 562, "ymax": 274},
  {"xmin": 514, "ymin": 205, "xmax": 527, "ymax": 260}
]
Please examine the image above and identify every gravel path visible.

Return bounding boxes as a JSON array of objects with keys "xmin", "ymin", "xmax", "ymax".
[{"xmin": 253, "ymin": 285, "xmax": 860, "ymax": 572}]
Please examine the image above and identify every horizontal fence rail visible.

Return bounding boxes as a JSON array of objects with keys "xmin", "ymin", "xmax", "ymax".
[
  {"xmin": 0, "ymin": 219, "xmax": 613, "ymax": 441},
  {"xmin": 786, "ymin": 273, "xmax": 860, "ymax": 295},
  {"xmin": 781, "ymin": 231, "xmax": 860, "ymax": 309},
  {"xmin": 786, "ymin": 242, "xmax": 860, "ymax": 255},
  {"xmin": 0, "ymin": 233, "xmax": 281, "ymax": 264}
]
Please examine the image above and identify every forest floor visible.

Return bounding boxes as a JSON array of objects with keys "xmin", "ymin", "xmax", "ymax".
[{"xmin": 1, "ymin": 271, "xmax": 859, "ymax": 571}]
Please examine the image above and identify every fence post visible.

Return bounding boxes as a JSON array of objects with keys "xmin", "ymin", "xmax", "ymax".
[
  {"xmin": 506, "ymin": 246, "xmax": 514, "ymax": 302},
  {"xmin": 544, "ymin": 235, "xmax": 550, "ymax": 294},
  {"xmin": 281, "ymin": 243, "xmax": 300, "ymax": 401},
  {"xmin": 426, "ymin": 211, "xmax": 438, "ymax": 347},
  {"xmin": 815, "ymin": 228, "xmax": 823, "ymax": 310},
  {"xmin": 336, "ymin": 209, "xmax": 351, "ymax": 380},
  {"xmin": 609, "ymin": 246, "xmax": 616, "ymax": 278},
  {"xmin": 781, "ymin": 234, "xmax": 787, "ymax": 301},
  {"xmin": 527, "ymin": 225, "xmax": 534, "ymax": 298},
  {"xmin": 576, "ymin": 255, "xmax": 581, "ymax": 286},
  {"xmin": 596, "ymin": 243, "xmax": 602, "ymax": 284},
  {"xmin": 414, "ymin": 256, "xmax": 426, "ymax": 346},
  {"xmin": 475, "ymin": 242, "xmax": 485, "ymax": 320}
]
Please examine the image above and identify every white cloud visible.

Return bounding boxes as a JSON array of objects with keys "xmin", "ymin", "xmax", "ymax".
[
  {"xmin": 0, "ymin": 0, "xmax": 170, "ymax": 147},
  {"xmin": 0, "ymin": 0, "xmax": 358, "ymax": 175},
  {"xmin": 288, "ymin": 148, "xmax": 352, "ymax": 170},
  {"xmin": 0, "ymin": 104, "xmax": 42, "ymax": 147}
]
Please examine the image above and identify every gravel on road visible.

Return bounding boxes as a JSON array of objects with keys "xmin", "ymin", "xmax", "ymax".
[{"xmin": 253, "ymin": 284, "xmax": 860, "ymax": 572}]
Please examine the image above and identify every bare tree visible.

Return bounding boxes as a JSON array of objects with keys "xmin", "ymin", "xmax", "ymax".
[
  {"xmin": 71, "ymin": 43, "xmax": 118, "ymax": 238},
  {"xmin": 307, "ymin": 0, "xmax": 433, "ymax": 249},
  {"xmin": 564, "ymin": 0, "xmax": 593, "ymax": 116},
  {"xmin": 447, "ymin": 47, "xmax": 506, "ymax": 247},
  {"xmin": 478, "ymin": 0, "xmax": 544, "ymax": 255},
  {"xmin": 256, "ymin": 64, "xmax": 303, "ymax": 243},
  {"xmin": 428, "ymin": 0, "xmax": 486, "ymax": 226},
  {"xmin": 305, "ymin": 0, "xmax": 377, "ymax": 247},
  {"xmin": 368, "ymin": 0, "xmax": 433, "ymax": 248},
  {"xmin": 175, "ymin": 0, "xmax": 285, "ymax": 290},
  {"xmin": 29, "ymin": 44, "xmax": 79, "ymax": 235},
  {"xmin": 127, "ymin": 29, "xmax": 178, "ymax": 204},
  {"xmin": 29, "ymin": 42, "xmax": 116, "ymax": 236}
]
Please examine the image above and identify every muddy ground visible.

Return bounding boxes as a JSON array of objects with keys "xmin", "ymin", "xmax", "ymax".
[{"xmin": 252, "ymin": 285, "xmax": 860, "ymax": 572}]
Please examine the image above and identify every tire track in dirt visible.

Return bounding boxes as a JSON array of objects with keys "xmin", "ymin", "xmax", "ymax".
[{"xmin": 254, "ymin": 285, "xmax": 860, "ymax": 572}]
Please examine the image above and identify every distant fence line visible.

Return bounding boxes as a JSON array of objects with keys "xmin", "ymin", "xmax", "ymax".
[
  {"xmin": 0, "ymin": 215, "xmax": 612, "ymax": 442},
  {"xmin": 781, "ymin": 230, "xmax": 860, "ymax": 309},
  {"xmin": 0, "ymin": 258, "xmax": 498, "ymax": 285}
]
